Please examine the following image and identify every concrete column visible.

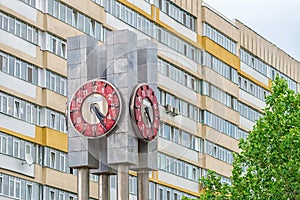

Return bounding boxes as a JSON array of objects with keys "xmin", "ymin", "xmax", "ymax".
[
  {"xmin": 78, "ymin": 167, "xmax": 89, "ymax": 200},
  {"xmin": 117, "ymin": 165, "xmax": 129, "ymax": 200},
  {"xmin": 137, "ymin": 171, "xmax": 149, "ymax": 200},
  {"xmin": 99, "ymin": 175, "xmax": 109, "ymax": 200}
]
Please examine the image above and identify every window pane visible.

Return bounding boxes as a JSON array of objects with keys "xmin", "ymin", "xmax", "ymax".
[
  {"xmin": 8, "ymin": 16, "xmax": 15, "ymax": 34},
  {"xmin": 21, "ymin": 23, "xmax": 27, "ymax": 39},
  {"xmin": 50, "ymin": 151, "xmax": 56, "ymax": 168},
  {"xmin": 181, "ymin": 131, "xmax": 190, "ymax": 147},
  {"xmin": 9, "ymin": 179, "xmax": 14, "ymax": 197},
  {"xmin": 15, "ymin": 181, "xmax": 20, "ymax": 198},
  {"xmin": 26, "ymin": 184, "xmax": 33, "ymax": 200},
  {"xmin": 59, "ymin": 3, "xmax": 66, "ymax": 21},
  {"xmin": 27, "ymin": 67, "xmax": 33, "ymax": 82},
  {"xmin": 0, "ymin": 176, "xmax": 2, "ymax": 194},
  {"xmin": 1, "ymin": 137, "xmax": 7, "ymax": 153}
]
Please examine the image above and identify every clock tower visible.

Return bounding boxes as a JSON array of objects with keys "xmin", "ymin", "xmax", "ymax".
[{"xmin": 67, "ymin": 30, "xmax": 159, "ymax": 200}]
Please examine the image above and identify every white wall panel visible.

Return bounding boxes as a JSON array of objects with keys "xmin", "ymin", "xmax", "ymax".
[
  {"xmin": 239, "ymin": 89, "xmax": 265, "ymax": 110},
  {"xmin": 0, "ymin": 71, "xmax": 36, "ymax": 98},
  {"xmin": 0, "ymin": 0, "xmax": 37, "ymax": 22},
  {"xmin": 240, "ymin": 62, "xmax": 269, "ymax": 86},
  {"xmin": 159, "ymin": 11, "xmax": 197, "ymax": 42},
  {"xmin": 127, "ymin": 0, "xmax": 152, "ymax": 15},
  {"xmin": 0, "ymin": 154, "xmax": 34, "ymax": 177},
  {"xmin": 239, "ymin": 116, "xmax": 255, "ymax": 131},
  {"xmin": 158, "ymin": 171, "xmax": 199, "ymax": 194},
  {"xmin": 158, "ymin": 43, "xmax": 198, "ymax": 74},
  {"xmin": 158, "ymin": 73, "xmax": 197, "ymax": 103},
  {"xmin": 106, "ymin": 14, "xmax": 151, "ymax": 41},
  {"xmin": 0, "ymin": 30, "xmax": 37, "ymax": 57},
  {"xmin": 0, "ymin": 113, "xmax": 35, "ymax": 138},
  {"xmin": 160, "ymin": 105, "xmax": 197, "ymax": 133},
  {"xmin": 158, "ymin": 138, "xmax": 198, "ymax": 163}
]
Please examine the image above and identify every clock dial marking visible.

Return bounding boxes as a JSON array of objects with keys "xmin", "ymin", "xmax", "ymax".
[
  {"xmin": 130, "ymin": 83, "xmax": 160, "ymax": 142},
  {"xmin": 69, "ymin": 80, "xmax": 122, "ymax": 138}
]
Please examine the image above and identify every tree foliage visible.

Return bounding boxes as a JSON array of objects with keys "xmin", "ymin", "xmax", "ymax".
[{"xmin": 185, "ymin": 77, "xmax": 300, "ymax": 199}]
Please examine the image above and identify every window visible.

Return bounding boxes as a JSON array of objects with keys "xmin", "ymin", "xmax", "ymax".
[
  {"xmin": 181, "ymin": 131, "xmax": 190, "ymax": 148},
  {"xmin": 61, "ymin": 42, "xmax": 66, "ymax": 58},
  {"xmin": 163, "ymin": 124, "xmax": 171, "ymax": 140},
  {"xmin": 26, "ymin": 184, "xmax": 33, "ymax": 200},
  {"xmin": 50, "ymin": 112, "xmax": 56, "ymax": 129},
  {"xmin": 14, "ymin": 100, "xmax": 20, "ymax": 118},
  {"xmin": 27, "ymin": 25, "xmax": 33, "ymax": 42},
  {"xmin": 60, "ymin": 116, "xmax": 65, "ymax": 133},
  {"xmin": 50, "ymin": 151, "xmax": 56, "ymax": 168},
  {"xmin": 0, "ymin": 53, "xmax": 8, "ymax": 72},
  {"xmin": 60, "ymin": 78, "xmax": 66, "ymax": 95},
  {"xmin": 110, "ymin": 175, "xmax": 116, "ymax": 189},
  {"xmin": 9, "ymin": 177, "xmax": 21, "ymax": 198},
  {"xmin": 50, "ymin": 73, "xmax": 56, "ymax": 91},
  {"xmin": 50, "ymin": 190, "xmax": 55, "ymax": 200},
  {"xmin": 15, "ymin": 59, "xmax": 21, "ymax": 77},
  {"xmin": 25, "ymin": 142, "xmax": 31, "ymax": 156},
  {"xmin": 59, "ymin": 3, "xmax": 66, "ymax": 21},
  {"xmin": 0, "ymin": 135, "xmax": 8, "ymax": 154},
  {"xmin": 26, "ymin": 104, "xmax": 33, "ymax": 123},
  {"xmin": 59, "ymin": 192, "xmax": 65, "ymax": 200},
  {"xmin": 27, "ymin": 66, "xmax": 33, "ymax": 82},
  {"xmin": 13, "ymin": 139, "xmax": 20, "ymax": 158},
  {"xmin": 60, "ymin": 154, "xmax": 65, "ymax": 172},
  {"xmin": 174, "ymin": 193, "xmax": 179, "ymax": 200},
  {"xmin": 1, "ymin": 13, "xmax": 9, "ymax": 30},
  {"xmin": 129, "ymin": 176, "xmax": 136, "ymax": 194},
  {"xmin": 52, "ymin": 38, "xmax": 57, "ymax": 54},
  {"xmin": 0, "ymin": 175, "xmax": 2, "ymax": 194},
  {"xmin": 166, "ymin": 190, "xmax": 170, "ymax": 200},
  {"xmin": 159, "ymin": 188, "xmax": 163, "ymax": 200},
  {"xmin": 149, "ymin": 182, "xmax": 155, "ymax": 200}
]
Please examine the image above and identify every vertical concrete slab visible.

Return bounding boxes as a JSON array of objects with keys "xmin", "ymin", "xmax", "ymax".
[
  {"xmin": 67, "ymin": 35, "xmax": 100, "ymax": 169},
  {"xmin": 105, "ymin": 30, "xmax": 139, "ymax": 166}
]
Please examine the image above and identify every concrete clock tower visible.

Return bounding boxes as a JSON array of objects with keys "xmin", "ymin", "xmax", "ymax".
[{"xmin": 67, "ymin": 30, "xmax": 159, "ymax": 200}]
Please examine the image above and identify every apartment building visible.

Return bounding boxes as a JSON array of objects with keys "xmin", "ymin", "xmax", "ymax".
[{"xmin": 0, "ymin": 0, "xmax": 299, "ymax": 199}]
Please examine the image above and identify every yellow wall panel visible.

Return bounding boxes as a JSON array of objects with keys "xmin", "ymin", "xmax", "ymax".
[
  {"xmin": 0, "ymin": 126, "xmax": 67, "ymax": 152},
  {"xmin": 202, "ymin": 37, "xmax": 240, "ymax": 70},
  {"xmin": 44, "ymin": 128, "xmax": 68, "ymax": 152}
]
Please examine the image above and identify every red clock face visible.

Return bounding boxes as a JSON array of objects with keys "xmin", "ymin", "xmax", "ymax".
[
  {"xmin": 69, "ymin": 80, "xmax": 122, "ymax": 138},
  {"xmin": 130, "ymin": 83, "xmax": 160, "ymax": 142}
]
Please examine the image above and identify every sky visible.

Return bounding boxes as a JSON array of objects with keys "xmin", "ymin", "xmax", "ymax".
[{"xmin": 203, "ymin": 0, "xmax": 300, "ymax": 61}]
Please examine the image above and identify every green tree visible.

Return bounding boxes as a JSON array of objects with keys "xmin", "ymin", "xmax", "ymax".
[{"xmin": 185, "ymin": 77, "xmax": 300, "ymax": 199}]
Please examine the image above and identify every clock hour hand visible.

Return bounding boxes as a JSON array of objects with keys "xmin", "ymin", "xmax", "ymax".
[
  {"xmin": 144, "ymin": 106, "xmax": 152, "ymax": 124},
  {"xmin": 90, "ymin": 103, "xmax": 106, "ymax": 130}
]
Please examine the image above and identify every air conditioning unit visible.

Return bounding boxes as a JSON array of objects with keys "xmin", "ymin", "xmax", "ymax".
[
  {"xmin": 171, "ymin": 107, "xmax": 179, "ymax": 116},
  {"xmin": 165, "ymin": 104, "xmax": 172, "ymax": 113}
]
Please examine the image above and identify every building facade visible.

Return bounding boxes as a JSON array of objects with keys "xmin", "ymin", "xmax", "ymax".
[{"xmin": 0, "ymin": 0, "xmax": 299, "ymax": 199}]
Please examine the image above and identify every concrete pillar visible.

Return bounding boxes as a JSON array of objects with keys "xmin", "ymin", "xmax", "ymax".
[
  {"xmin": 137, "ymin": 171, "xmax": 149, "ymax": 200},
  {"xmin": 77, "ymin": 168, "xmax": 89, "ymax": 200},
  {"xmin": 117, "ymin": 165, "xmax": 129, "ymax": 200},
  {"xmin": 98, "ymin": 175, "xmax": 109, "ymax": 200}
]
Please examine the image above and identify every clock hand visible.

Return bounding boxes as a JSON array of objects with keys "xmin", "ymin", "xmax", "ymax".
[
  {"xmin": 145, "ymin": 106, "xmax": 155, "ymax": 140},
  {"xmin": 144, "ymin": 106, "xmax": 152, "ymax": 124},
  {"xmin": 90, "ymin": 103, "xmax": 106, "ymax": 130}
]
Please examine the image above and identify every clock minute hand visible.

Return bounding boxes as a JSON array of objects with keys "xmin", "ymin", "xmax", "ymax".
[
  {"xmin": 144, "ymin": 106, "xmax": 152, "ymax": 124},
  {"xmin": 90, "ymin": 103, "xmax": 106, "ymax": 130}
]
